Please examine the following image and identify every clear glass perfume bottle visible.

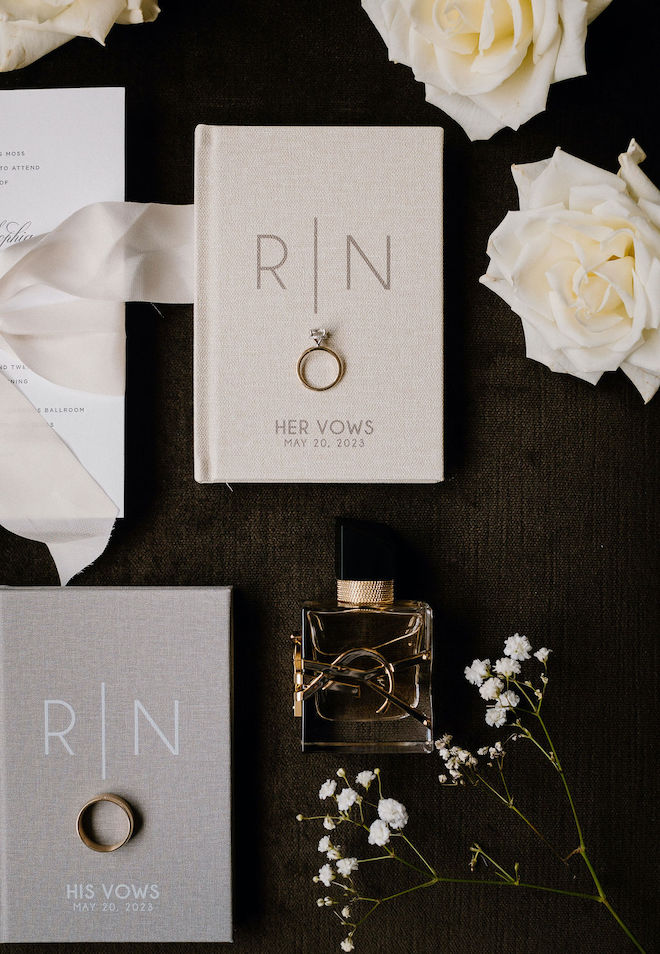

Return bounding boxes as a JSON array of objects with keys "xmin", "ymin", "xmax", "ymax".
[{"xmin": 293, "ymin": 519, "xmax": 433, "ymax": 753}]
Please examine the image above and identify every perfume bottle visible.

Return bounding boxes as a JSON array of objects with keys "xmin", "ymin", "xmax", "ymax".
[{"xmin": 293, "ymin": 519, "xmax": 433, "ymax": 753}]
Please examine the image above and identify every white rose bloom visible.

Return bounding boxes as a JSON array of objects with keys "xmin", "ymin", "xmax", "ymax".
[
  {"xmin": 361, "ymin": 0, "xmax": 613, "ymax": 140},
  {"xmin": 0, "ymin": 1, "xmax": 160, "ymax": 72},
  {"xmin": 368, "ymin": 818, "xmax": 392, "ymax": 846},
  {"xmin": 482, "ymin": 141, "xmax": 660, "ymax": 402},
  {"xmin": 377, "ymin": 797, "xmax": 409, "ymax": 830}
]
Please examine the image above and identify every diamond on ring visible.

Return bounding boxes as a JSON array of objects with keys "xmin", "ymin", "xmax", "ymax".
[{"xmin": 310, "ymin": 328, "xmax": 328, "ymax": 347}]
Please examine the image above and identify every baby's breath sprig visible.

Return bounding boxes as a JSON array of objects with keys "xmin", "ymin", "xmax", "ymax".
[
  {"xmin": 297, "ymin": 637, "xmax": 646, "ymax": 954},
  {"xmin": 439, "ymin": 634, "xmax": 645, "ymax": 952}
]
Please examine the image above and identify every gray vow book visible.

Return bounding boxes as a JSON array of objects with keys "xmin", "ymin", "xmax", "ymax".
[
  {"xmin": 0, "ymin": 587, "xmax": 232, "ymax": 943},
  {"xmin": 194, "ymin": 125, "xmax": 444, "ymax": 484}
]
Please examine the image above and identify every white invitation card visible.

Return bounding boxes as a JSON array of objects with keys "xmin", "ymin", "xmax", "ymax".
[{"xmin": 0, "ymin": 87, "xmax": 125, "ymax": 512}]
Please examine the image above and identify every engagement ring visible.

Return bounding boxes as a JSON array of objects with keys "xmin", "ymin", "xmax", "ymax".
[{"xmin": 297, "ymin": 328, "xmax": 344, "ymax": 392}]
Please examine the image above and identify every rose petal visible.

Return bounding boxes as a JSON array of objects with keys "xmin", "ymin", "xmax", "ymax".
[
  {"xmin": 520, "ymin": 148, "xmax": 624, "ymax": 210},
  {"xmin": 1, "ymin": 0, "xmax": 126, "ymax": 44},
  {"xmin": 521, "ymin": 318, "xmax": 603, "ymax": 383},
  {"xmin": 116, "ymin": 1, "xmax": 160, "ymax": 25},
  {"xmin": 618, "ymin": 140, "xmax": 660, "ymax": 206},
  {"xmin": 531, "ymin": 0, "xmax": 560, "ymax": 59},
  {"xmin": 383, "ymin": 1, "xmax": 419, "ymax": 68},
  {"xmin": 0, "ymin": 0, "xmax": 160, "ymax": 71},
  {"xmin": 362, "ymin": 0, "xmax": 391, "ymax": 41},
  {"xmin": 620, "ymin": 361, "xmax": 660, "ymax": 402},
  {"xmin": 424, "ymin": 83, "xmax": 506, "ymax": 140},
  {"xmin": 465, "ymin": 40, "xmax": 560, "ymax": 131},
  {"xmin": 0, "ymin": 22, "xmax": 70, "ymax": 71},
  {"xmin": 553, "ymin": 0, "xmax": 588, "ymax": 83},
  {"xmin": 585, "ymin": 0, "xmax": 615, "ymax": 24}
]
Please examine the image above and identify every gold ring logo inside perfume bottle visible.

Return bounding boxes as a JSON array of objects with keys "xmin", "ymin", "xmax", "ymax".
[
  {"xmin": 297, "ymin": 328, "xmax": 344, "ymax": 392},
  {"xmin": 77, "ymin": 793, "xmax": 135, "ymax": 852},
  {"xmin": 330, "ymin": 648, "xmax": 395, "ymax": 715}
]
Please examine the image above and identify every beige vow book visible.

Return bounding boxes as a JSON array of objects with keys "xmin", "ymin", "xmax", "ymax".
[
  {"xmin": 194, "ymin": 125, "xmax": 443, "ymax": 483},
  {"xmin": 0, "ymin": 587, "xmax": 232, "ymax": 942}
]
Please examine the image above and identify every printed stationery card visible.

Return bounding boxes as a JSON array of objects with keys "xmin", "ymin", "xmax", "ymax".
[
  {"xmin": 0, "ymin": 87, "xmax": 125, "ymax": 512},
  {"xmin": 0, "ymin": 587, "xmax": 233, "ymax": 942},
  {"xmin": 194, "ymin": 125, "xmax": 444, "ymax": 484}
]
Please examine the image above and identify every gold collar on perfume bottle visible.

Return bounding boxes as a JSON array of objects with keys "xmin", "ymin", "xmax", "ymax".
[{"xmin": 337, "ymin": 579, "xmax": 394, "ymax": 605}]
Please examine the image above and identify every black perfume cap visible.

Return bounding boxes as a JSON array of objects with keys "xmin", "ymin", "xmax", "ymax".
[{"xmin": 335, "ymin": 518, "xmax": 396, "ymax": 581}]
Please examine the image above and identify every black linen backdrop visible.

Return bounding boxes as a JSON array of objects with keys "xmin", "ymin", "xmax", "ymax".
[{"xmin": 0, "ymin": 2, "xmax": 658, "ymax": 952}]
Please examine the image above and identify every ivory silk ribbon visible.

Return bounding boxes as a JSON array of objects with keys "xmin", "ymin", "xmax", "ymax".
[{"xmin": 0, "ymin": 201, "xmax": 194, "ymax": 584}]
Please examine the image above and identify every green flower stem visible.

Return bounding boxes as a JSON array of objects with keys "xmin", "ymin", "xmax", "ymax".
[
  {"xmin": 346, "ymin": 818, "xmax": 428, "ymax": 876},
  {"xmin": 375, "ymin": 771, "xmax": 384, "ymax": 799},
  {"xmin": 536, "ymin": 676, "xmax": 547, "ymax": 715},
  {"xmin": 496, "ymin": 759, "xmax": 512, "ymax": 803},
  {"xmin": 378, "ymin": 877, "xmax": 440, "ymax": 904},
  {"xmin": 471, "ymin": 845, "xmax": 514, "ymax": 882},
  {"xmin": 510, "ymin": 679, "xmax": 538, "ymax": 711},
  {"xmin": 523, "ymin": 709, "xmax": 644, "ymax": 952},
  {"xmin": 388, "ymin": 850, "xmax": 428, "ymax": 877},
  {"xmin": 533, "ymin": 710, "xmax": 585, "ymax": 849},
  {"xmin": 397, "ymin": 832, "xmax": 438, "ymax": 878},
  {"xmin": 347, "ymin": 873, "xmax": 607, "ymax": 943},
  {"xmin": 330, "ymin": 880, "xmax": 352, "ymax": 892},
  {"xmin": 350, "ymin": 899, "xmax": 381, "ymax": 930},
  {"xmin": 514, "ymin": 724, "xmax": 556, "ymax": 765},
  {"xmin": 602, "ymin": 899, "xmax": 647, "ymax": 954},
  {"xmin": 474, "ymin": 769, "xmax": 564, "ymax": 863}
]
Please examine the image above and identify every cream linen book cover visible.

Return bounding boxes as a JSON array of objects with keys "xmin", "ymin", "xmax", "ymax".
[
  {"xmin": 194, "ymin": 125, "xmax": 444, "ymax": 483},
  {"xmin": 0, "ymin": 587, "xmax": 232, "ymax": 943}
]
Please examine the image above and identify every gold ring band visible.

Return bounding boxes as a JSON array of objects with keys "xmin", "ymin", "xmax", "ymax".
[
  {"xmin": 297, "ymin": 345, "xmax": 344, "ymax": 392},
  {"xmin": 77, "ymin": 793, "xmax": 135, "ymax": 852}
]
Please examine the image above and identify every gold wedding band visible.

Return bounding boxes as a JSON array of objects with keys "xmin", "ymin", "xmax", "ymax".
[
  {"xmin": 297, "ymin": 328, "xmax": 344, "ymax": 392},
  {"xmin": 77, "ymin": 793, "xmax": 135, "ymax": 852}
]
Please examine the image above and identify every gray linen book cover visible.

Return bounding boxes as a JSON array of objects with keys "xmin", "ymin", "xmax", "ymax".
[
  {"xmin": 194, "ymin": 125, "xmax": 444, "ymax": 484},
  {"xmin": 0, "ymin": 587, "xmax": 232, "ymax": 943}
]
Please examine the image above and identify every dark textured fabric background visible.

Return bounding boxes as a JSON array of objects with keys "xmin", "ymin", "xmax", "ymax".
[{"xmin": 1, "ymin": 2, "xmax": 658, "ymax": 953}]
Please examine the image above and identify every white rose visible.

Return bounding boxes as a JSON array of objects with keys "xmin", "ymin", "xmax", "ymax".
[
  {"xmin": 481, "ymin": 140, "xmax": 660, "ymax": 402},
  {"xmin": 361, "ymin": 0, "xmax": 613, "ymax": 140},
  {"xmin": 0, "ymin": 0, "xmax": 160, "ymax": 72}
]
